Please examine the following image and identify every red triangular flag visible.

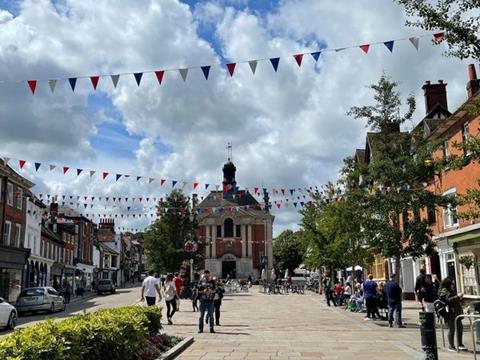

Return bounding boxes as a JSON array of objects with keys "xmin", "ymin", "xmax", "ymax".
[
  {"xmin": 193, "ymin": 182, "xmax": 199, "ymax": 189},
  {"xmin": 102, "ymin": 172, "xmax": 109, "ymax": 180},
  {"xmin": 90, "ymin": 76, "xmax": 100, "ymax": 90},
  {"xmin": 254, "ymin": 187, "xmax": 259, "ymax": 194},
  {"xmin": 27, "ymin": 80, "xmax": 37, "ymax": 94},
  {"xmin": 293, "ymin": 54, "xmax": 303, "ymax": 67},
  {"xmin": 160, "ymin": 179, "xmax": 166, "ymax": 186},
  {"xmin": 63, "ymin": 166, "xmax": 69, "ymax": 174},
  {"xmin": 433, "ymin": 32, "xmax": 444, "ymax": 44},
  {"xmin": 155, "ymin": 71, "xmax": 164, "ymax": 84},
  {"xmin": 226, "ymin": 63, "xmax": 236, "ymax": 77},
  {"xmin": 19, "ymin": 160, "xmax": 26, "ymax": 169},
  {"xmin": 359, "ymin": 44, "xmax": 370, "ymax": 54}
]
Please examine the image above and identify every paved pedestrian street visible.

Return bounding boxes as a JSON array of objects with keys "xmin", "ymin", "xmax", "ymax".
[{"xmin": 165, "ymin": 288, "xmax": 474, "ymax": 360}]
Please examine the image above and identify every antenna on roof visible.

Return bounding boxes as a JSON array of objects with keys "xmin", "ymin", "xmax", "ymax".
[{"xmin": 227, "ymin": 142, "xmax": 232, "ymax": 161}]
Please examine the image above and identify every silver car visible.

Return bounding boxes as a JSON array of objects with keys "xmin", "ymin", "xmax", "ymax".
[
  {"xmin": 16, "ymin": 287, "xmax": 66, "ymax": 315},
  {"xmin": 0, "ymin": 297, "xmax": 17, "ymax": 330}
]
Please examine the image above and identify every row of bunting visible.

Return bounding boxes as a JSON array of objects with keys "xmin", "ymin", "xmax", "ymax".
[
  {"xmin": 11, "ymin": 32, "xmax": 445, "ymax": 94},
  {"xmin": 35, "ymin": 192, "xmax": 311, "ymax": 203},
  {"xmin": 7, "ymin": 157, "xmax": 320, "ymax": 195}
]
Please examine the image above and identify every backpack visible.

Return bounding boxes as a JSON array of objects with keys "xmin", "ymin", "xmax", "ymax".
[{"xmin": 433, "ymin": 299, "xmax": 449, "ymax": 320}]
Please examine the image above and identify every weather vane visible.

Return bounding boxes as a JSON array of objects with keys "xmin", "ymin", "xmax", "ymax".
[{"xmin": 227, "ymin": 142, "xmax": 232, "ymax": 161}]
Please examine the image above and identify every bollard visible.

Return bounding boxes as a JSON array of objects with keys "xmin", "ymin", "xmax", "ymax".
[{"xmin": 419, "ymin": 311, "xmax": 438, "ymax": 360}]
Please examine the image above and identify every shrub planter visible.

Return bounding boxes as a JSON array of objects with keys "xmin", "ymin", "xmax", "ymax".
[{"xmin": 156, "ymin": 337, "xmax": 194, "ymax": 360}]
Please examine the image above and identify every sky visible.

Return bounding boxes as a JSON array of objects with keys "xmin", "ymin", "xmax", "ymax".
[{"xmin": 0, "ymin": 0, "xmax": 473, "ymax": 236}]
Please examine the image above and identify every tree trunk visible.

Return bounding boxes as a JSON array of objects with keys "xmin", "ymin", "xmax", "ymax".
[{"xmin": 395, "ymin": 255, "xmax": 402, "ymax": 288}]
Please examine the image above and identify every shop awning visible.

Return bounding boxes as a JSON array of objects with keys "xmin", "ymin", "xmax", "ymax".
[{"xmin": 448, "ymin": 229, "xmax": 480, "ymax": 244}]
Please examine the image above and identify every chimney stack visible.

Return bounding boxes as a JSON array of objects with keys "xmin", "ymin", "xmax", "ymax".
[
  {"xmin": 422, "ymin": 80, "xmax": 448, "ymax": 115},
  {"xmin": 466, "ymin": 64, "xmax": 480, "ymax": 98}
]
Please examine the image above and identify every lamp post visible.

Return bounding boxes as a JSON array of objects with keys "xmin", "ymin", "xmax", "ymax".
[
  {"xmin": 190, "ymin": 258, "xmax": 194, "ymax": 283},
  {"xmin": 263, "ymin": 219, "xmax": 268, "ymax": 282}
]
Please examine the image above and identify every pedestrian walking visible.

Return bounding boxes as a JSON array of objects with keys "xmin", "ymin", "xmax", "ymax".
[
  {"xmin": 62, "ymin": 279, "xmax": 71, "ymax": 304},
  {"xmin": 141, "ymin": 270, "xmax": 162, "ymax": 306},
  {"xmin": 438, "ymin": 277, "xmax": 467, "ymax": 352},
  {"xmin": 198, "ymin": 270, "xmax": 216, "ymax": 333},
  {"xmin": 385, "ymin": 274, "xmax": 404, "ymax": 328},
  {"xmin": 363, "ymin": 274, "xmax": 378, "ymax": 320},
  {"xmin": 322, "ymin": 273, "xmax": 336, "ymax": 307},
  {"xmin": 163, "ymin": 274, "xmax": 177, "ymax": 325},
  {"xmin": 213, "ymin": 279, "xmax": 225, "ymax": 326},
  {"xmin": 334, "ymin": 281, "xmax": 344, "ymax": 306},
  {"xmin": 415, "ymin": 268, "xmax": 426, "ymax": 303},
  {"xmin": 191, "ymin": 284, "xmax": 199, "ymax": 312},
  {"xmin": 173, "ymin": 272, "xmax": 184, "ymax": 311},
  {"xmin": 419, "ymin": 274, "xmax": 436, "ymax": 313}
]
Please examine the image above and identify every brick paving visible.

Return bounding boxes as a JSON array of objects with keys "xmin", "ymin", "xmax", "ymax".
[{"xmin": 163, "ymin": 287, "xmax": 475, "ymax": 359}]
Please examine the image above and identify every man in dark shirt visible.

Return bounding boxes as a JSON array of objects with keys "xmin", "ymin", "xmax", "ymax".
[
  {"xmin": 385, "ymin": 273, "xmax": 404, "ymax": 328},
  {"xmin": 414, "ymin": 268, "xmax": 426, "ymax": 303},
  {"xmin": 198, "ymin": 270, "xmax": 216, "ymax": 333},
  {"xmin": 363, "ymin": 274, "xmax": 378, "ymax": 319}
]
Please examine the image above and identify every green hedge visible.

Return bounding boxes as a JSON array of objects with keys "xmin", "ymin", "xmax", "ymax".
[{"xmin": 0, "ymin": 306, "xmax": 162, "ymax": 360}]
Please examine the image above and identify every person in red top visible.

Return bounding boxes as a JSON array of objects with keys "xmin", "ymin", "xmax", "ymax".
[
  {"xmin": 173, "ymin": 272, "xmax": 184, "ymax": 311},
  {"xmin": 334, "ymin": 281, "xmax": 344, "ymax": 306}
]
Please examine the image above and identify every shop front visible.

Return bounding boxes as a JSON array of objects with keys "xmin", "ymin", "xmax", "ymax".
[
  {"xmin": 50, "ymin": 262, "xmax": 64, "ymax": 289},
  {"xmin": 0, "ymin": 245, "xmax": 29, "ymax": 302},
  {"xmin": 64, "ymin": 265, "xmax": 76, "ymax": 294},
  {"xmin": 448, "ymin": 229, "xmax": 480, "ymax": 299},
  {"xmin": 76, "ymin": 263, "xmax": 95, "ymax": 291}
]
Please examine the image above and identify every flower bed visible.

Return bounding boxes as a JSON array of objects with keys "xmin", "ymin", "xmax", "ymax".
[
  {"xmin": 141, "ymin": 334, "xmax": 183, "ymax": 360},
  {"xmin": 0, "ymin": 305, "xmax": 182, "ymax": 360}
]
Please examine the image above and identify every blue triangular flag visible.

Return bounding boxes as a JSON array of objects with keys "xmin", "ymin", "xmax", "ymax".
[
  {"xmin": 127, "ymin": 206, "xmax": 131, "ymax": 211},
  {"xmin": 136, "ymin": 176, "xmax": 142, "ymax": 181},
  {"xmin": 172, "ymin": 180, "xmax": 177, "ymax": 188},
  {"xmin": 205, "ymin": 184, "xmax": 210, "ymax": 190},
  {"xmin": 293, "ymin": 202, "xmax": 297, "ymax": 208},
  {"xmin": 300, "ymin": 201, "xmax": 305, "ymax": 207},
  {"xmin": 116, "ymin": 174, "xmax": 122, "ymax": 181},
  {"xmin": 68, "ymin": 78, "xmax": 77, "ymax": 91},
  {"xmin": 310, "ymin": 52, "xmax": 321, "ymax": 62},
  {"xmin": 34, "ymin": 162, "xmax": 41, "ymax": 171},
  {"xmin": 201, "ymin": 66, "xmax": 211, "ymax": 80},
  {"xmin": 76, "ymin": 169, "xmax": 83, "ymax": 176},
  {"xmin": 270, "ymin": 57, "xmax": 280, "ymax": 72},
  {"xmin": 384, "ymin": 41, "xmax": 394, "ymax": 52},
  {"xmin": 84, "ymin": 204, "xmax": 87, "ymax": 208},
  {"xmin": 134, "ymin": 73, "xmax": 143, "ymax": 86},
  {"xmin": 263, "ymin": 188, "xmax": 267, "ymax": 193}
]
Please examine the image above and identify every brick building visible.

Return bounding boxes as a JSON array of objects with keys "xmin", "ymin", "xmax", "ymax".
[
  {"xmin": 196, "ymin": 159, "xmax": 274, "ymax": 279},
  {"xmin": 0, "ymin": 159, "xmax": 34, "ymax": 302}
]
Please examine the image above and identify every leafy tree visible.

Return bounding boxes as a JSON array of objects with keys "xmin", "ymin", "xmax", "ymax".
[
  {"xmin": 347, "ymin": 75, "xmax": 450, "ymax": 280},
  {"xmin": 273, "ymin": 229, "xmax": 305, "ymax": 273},
  {"xmin": 396, "ymin": 0, "xmax": 480, "ymax": 61},
  {"xmin": 143, "ymin": 190, "xmax": 199, "ymax": 274}
]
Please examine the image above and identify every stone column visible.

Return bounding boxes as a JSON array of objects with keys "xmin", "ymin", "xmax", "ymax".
[
  {"xmin": 205, "ymin": 225, "xmax": 211, "ymax": 258},
  {"xmin": 211, "ymin": 225, "xmax": 216, "ymax": 259},
  {"xmin": 247, "ymin": 225, "xmax": 253, "ymax": 258},
  {"xmin": 241, "ymin": 224, "xmax": 246, "ymax": 257},
  {"xmin": 267, "ymin": 220, "xmax": 274, "ymax": 269}
]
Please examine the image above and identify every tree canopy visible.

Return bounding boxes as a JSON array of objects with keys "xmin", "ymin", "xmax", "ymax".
[{"xmin": 273, "ymin": 229, "xmax": 305, "ymax": 273}]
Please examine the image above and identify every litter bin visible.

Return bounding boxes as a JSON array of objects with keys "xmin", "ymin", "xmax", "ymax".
[{"xmin": 471, "ymin": 301, "xmax": 480, "ymax": 345}]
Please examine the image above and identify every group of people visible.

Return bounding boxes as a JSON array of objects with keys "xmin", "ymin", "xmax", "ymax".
[
  {"xmin": 140, "ymin": 269, "xmax": 225, "ymax": 333},
  {"xmin": 321, "ymin": 269, "xmax": 469, "ymax": 352}
]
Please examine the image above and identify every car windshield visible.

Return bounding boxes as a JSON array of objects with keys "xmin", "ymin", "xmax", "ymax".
[
  {"xmin": 20, "ymin": 288, "xmax": 45, "ymax": 296},
  {"xmin": 98, "ymin": 280, "xmax": 111, "ymax": 285}
]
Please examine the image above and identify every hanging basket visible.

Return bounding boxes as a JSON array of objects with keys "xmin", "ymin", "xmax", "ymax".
[{"xmin": 459, "ymin": 255, "xmax": 474, "ymax": 270}]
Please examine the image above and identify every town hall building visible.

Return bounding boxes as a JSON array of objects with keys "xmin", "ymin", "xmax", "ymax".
[{"xmin": 196, "ymin": 159, "xmax": 274, "ymax": 279}]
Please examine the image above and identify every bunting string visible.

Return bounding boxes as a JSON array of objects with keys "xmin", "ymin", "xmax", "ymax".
[
  {"xmin": 4, "ymin": 155, "xmax": 321, "ymax": 196},
  {"xmin": 0, "ymin": 32, "xmax": 445, "ymax": 94}
]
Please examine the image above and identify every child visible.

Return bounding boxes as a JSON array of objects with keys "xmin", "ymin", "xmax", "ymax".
[{"xmin": 191, "ymin": 283, "xmax": 199, "ymax": 312}]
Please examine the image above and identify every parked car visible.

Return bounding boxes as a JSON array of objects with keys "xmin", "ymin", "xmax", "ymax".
[
  {"xmin": 0, "ymin": 297, "xmax": 17, "ymax": 330},
  {"xmin": 97, "ymin": 279, "xmax": 116, "ymax": 295},
  {"xmin": 16, "ymin": 287, "xmax": 66, "ymax": 315}
]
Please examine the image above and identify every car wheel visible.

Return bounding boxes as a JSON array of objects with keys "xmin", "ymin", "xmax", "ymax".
[
  {"xmin": 49, "ymin": 302, "xmax": 55, "ymax": 313},
  {"xmin": 6, "ymin": 311, "xmax": 16, "ymax": 330},
  {"xmin": 62, "ymin": 302, "xmax": 66, "ymax": 312}
]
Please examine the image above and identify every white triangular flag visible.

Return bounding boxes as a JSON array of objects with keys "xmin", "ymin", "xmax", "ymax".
[
  {"xmin": 148, "ymin": 177, "xmax": 154, "ymax": 184},
  {"xmin": 3, "ymin": 157, "xmax": 9, "ymax": 164},
  {"xmin": 248, "ymin": 60, "xmax": 258, "ymax": 75},
  {"xmin": 89, "ymin": 170, "xmax": 96, "ymax": 177},
  {"xmin": 409, "ymin": 37, "xmax": 420, "ymax": 50},
  {"xmin": 179, "ymin": 68, "xmax": 188, "ymax": 82},
  {"xmin": 48, "ymin": 80, "xmax": 57, "ymax": 93},
  {"xmin": 111, "ymin": 74, "xmax": 120, "ymax": 88},
  {"xmin": 215, "ymin": 184, "xmax": 220, "ymax": 191},
  {"xmin": 49, "ymin": 164, "xmax": 56, "ymax": 171}
]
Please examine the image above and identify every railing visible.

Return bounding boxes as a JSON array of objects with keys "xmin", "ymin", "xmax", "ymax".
[{"xmin": 454, "ymin": 314, "xmax": 480, "ymax": 358}]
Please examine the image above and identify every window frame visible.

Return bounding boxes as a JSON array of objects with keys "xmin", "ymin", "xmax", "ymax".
[
  {"xmin": 3, "ymin": 221, "xmax": 11, "ymax": 245},
  {"xmin": 14, "ymin": 223, "xmax": 21, "ymax": 247},
  {"xmin": 16, "ymin": 189, "xmax": 22, "ymax": 210},
  {"xmin": 443, "ymin": 188, "xmax": 459, "ymax": 229},
  {"xmin": 6, "ymin": 182, "xmax": 13, "ymax": 206}
]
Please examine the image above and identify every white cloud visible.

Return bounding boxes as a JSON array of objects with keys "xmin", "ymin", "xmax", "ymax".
[{"xmin": 0, "ymin": 0, "xmax": 473, "ymax": 235}]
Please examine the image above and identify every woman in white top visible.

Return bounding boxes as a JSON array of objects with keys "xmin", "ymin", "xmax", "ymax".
[{"xmin": 164, "ymin": 273, "xmax": 178, "ymax": 325}]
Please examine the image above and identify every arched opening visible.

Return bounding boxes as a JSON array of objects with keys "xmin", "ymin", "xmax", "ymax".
[{"xmin": 224, "ymin": 218, "xmax": 234, "ymax": 238}]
